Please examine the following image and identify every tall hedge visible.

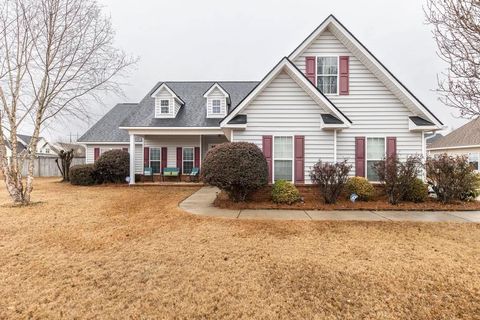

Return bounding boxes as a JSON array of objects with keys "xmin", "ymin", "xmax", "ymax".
[
  {"xmin": 94, "ymin": 149, "xmax": 130, "ymax": 183},
  {"xmin": 201, "ymin": 142, "xmax": 268, "ymax": 202}
]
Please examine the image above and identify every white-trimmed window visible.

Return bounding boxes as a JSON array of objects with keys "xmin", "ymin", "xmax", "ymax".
[
  {"xmin": 183, "ymin": 147, "xmax": 194, "ymax": 174},
  {"xmin": 366, "ymin": 137, "xmax": 385, "ymax": 181},
  {"xmin": 273, "ymin": 136, "xmax": 293, "ymax": 182},
  {"xmin": 469, "ymin": 153, "xmax": 479, "ymax": 171},
  {"xmin": 150, "ymin": 148, "xmax": 161, "ymax": 174},
  {"xmin": 317, "ymin": 56, "xmax": 338, "ymax": 94},
  {"xmin": 160, "ymin": 99, "xmax": 170, "ymax": 114},
  {"xmin": 212, "ymin": 99, "xmax": 221, "ymax": 114}
]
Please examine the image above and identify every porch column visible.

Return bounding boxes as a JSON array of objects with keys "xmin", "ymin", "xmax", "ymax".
[{"xmin": 129, "ymin": 133, "xmax": 135, "ymax": 185}]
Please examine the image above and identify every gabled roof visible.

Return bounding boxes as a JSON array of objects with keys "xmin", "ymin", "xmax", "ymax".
[
  {"xmin": 289, "ymin": 14, "xmax": 443, "ymax": 128},
  {"xmin": 121, "ymin": 82, "xmax": 258, "ymax": 128},
  {"xmin": 150, "ymin": 83, "xmax": 185, "ymax": 105},
  {"xmin": 428, "ymin": 118, "xmax": 480, "ymax": 150},
  {"xmin": 220, "ymin": 57, "xmax": 351, "ymax": 127},
  {"xmin": 203, "ymin": 83, "xmax": 231, "ymax": 101},
  {"xmin": 78, "ymin": 103, "xmax": 142, "ymax": 143}
]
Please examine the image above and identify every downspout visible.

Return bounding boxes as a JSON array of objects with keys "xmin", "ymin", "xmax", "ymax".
[{"xmin": 333, "ymin": 129, "xmax": 337, "ymax": 162}]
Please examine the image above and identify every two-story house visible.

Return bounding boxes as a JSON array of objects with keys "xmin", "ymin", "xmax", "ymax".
[{"xmin": 78, "ymin": 15, "xmax": 443, "ymax": 184}]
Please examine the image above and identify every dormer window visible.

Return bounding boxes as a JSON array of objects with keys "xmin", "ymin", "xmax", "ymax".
[
  {"xmin": 160, "ymin": 99, "xmax": 170, "ymax": 114},
  {"xmin": 151, "ymin": 83, "xmax": 185, "ymax": 118},
  {"xmin": 203, "ymin": 83, "xmax": 230, "ymax": 118},
  {"xmin": 212, "ymin": 99, "xmax": 221, "ymax": 114}
]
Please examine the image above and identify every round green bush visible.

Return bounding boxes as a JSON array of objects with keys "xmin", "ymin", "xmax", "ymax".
[
  {"xmin": 345, "ymin": 176, "xmax": 375, "ymax": 201},
  {"xmin": 272, "ymin": 180, "xmax": 301, "ymax": 204},
  {"xmin": 201, "ymin": 142, "xmax": 268, "ymax": 202},
  {"xmin": 94, "ymin": 149, "xmax": 130, "ymax": 183},
  {"xmin": 403, "ymin": 178, "xmax": 428, "ymax": 203},
  {"xmin": 70, "ymin": 164, "xmax": 97, "ymax": 186}
]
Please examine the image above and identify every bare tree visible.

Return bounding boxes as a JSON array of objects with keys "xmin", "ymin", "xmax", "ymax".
[
  {"xmin": 0, "ymin": 0, "xmax": 136, "ymax": 205},
  {"xmin": 425, "ymin": 0, "xmax": 480, "ymax": 118}
]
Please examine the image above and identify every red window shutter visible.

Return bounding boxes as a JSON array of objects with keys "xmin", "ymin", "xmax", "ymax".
[
  {"xmin": 94, "ymin": 147, "xmax": 100, "ymax": 162},
  {"xmin": 386, "ymin": 137, "xmax": 397, "ymax": 157},
  {"xmin": 161, "ymin": 147, "xmax": 167, "ymax": 170},
  {"xmin": 339, "ymin": 56, "xmax": 349, "ymax": 95},
  {"xmin": 194, "ymin": 147, "xmax": 200, "ymax": 168},
  {"xmin": 262, "ymin": 136, "xmax": 273, "ymax": 183},
  {"xmin": 305, "ymin": 56, "xmax": 316, "ymax": 85},
  {"xmin": 294, "ymin": 136, "xmax": 305, "ymax": 184},
  {"xmin": 143, "ymin": 147, "xmax": 150, "ymax": 168},
  {"xmin": 122, "ymin": 147, "xmax": 128, "ymax": 152},
  {"xmin": 355, "ymin": 137, "xmax": 365, "ymax": 177},
  {"xmin": 176, "ymin": 147, "xmax": 182, "ymax": 174}
]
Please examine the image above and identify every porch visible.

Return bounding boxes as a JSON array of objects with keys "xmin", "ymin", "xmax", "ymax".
[{"xmin": 127, "ymin": 131, "xmax": 229, "ymax": 184}]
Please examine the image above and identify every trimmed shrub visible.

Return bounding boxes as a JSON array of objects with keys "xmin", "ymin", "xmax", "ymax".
[
  {"xmin": 373, "ymin": 155, "xmax": 423, "ymax": 205},
  {"xmin": 426, "ymin": 154, "xmax": 478, "ymax": 203},
  {"xmin": 345, "ymin": 177, "xmax": 375, "ymax": 201},
  {"xmin": 201, "ymin": 142, "xmax": 268, "ymax": 202},
  {"xmin": 70, "ymin": 164, "xmax": 97, "ymax": 186},
  {"xmin": 310, "ymin": 160, "xmax": 351, "ymax": 204},
  {"xmin": 272, "ymin": 180, "xmax": 301, "ymax": 204},
  {"xmin": 403, "ymin": 178, "xmax": 428, "ymax": 203},
  {"xmin": 94, "ymin": 149, "xmax": 130, "ymax": 183}
]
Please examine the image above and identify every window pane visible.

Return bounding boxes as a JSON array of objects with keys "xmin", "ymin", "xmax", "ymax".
[
  {"xmin": 367, "ymin": 138, "xmax": 385, "ymax": 159},
  {"xmin": 183, "ymin": 148, "xmax": 193, "ymax": 161},
  {"xmin": 317, "ymin": 57, "xmax": 338, "ymax": 75},
  {"xmin": 367, "ymin": 160, "xmax": 379, "ymax": 181},
  {"xmin": 151, "ymin": 161, "xmax": 161, "ymax": 174},
  {"xmin": 274, "ymin": 160, "xmax": 292, "ymax": 181},
  {"xmin": 183, "ymin": 161, "xmax": 193, "ymax": 174},
  {"xmin": 151, "ymin": 148, "xmax": 160, "ymax": 160},
  {"xmin": 274, "ymin": 136, "xmax": 293, "ymax": 159},
  {"xmin": 469, "ymin": 153, "xmax": 479, "ymax": 170}
]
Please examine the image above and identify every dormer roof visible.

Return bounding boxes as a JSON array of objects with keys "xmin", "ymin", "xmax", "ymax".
[
  {"xmin": 203, "ymin": 83, "xmax": 231, "ymax": 103},
  {"xmin": 150, "ymin": 83, "xmax": 185, "ymax": 105}
]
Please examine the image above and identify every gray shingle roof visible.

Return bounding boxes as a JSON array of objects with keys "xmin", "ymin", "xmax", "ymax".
[
  {"xmin": 121, "ymin": 81, "xmax": 258, "ymax": 127},
  {"xmin": 321, "ymin": 114, "xmax": 343, "ymax": 124},
  {"xmin": 78, "ymin": 103, "xmax": 141, "ymax": 142},
  {"xmin": 409, "ymin": 116, "xmax": 434, "ymax": 126},
  {"xmin": 429, "ymin": 118, "xmax": 480, "ymax": 149}
]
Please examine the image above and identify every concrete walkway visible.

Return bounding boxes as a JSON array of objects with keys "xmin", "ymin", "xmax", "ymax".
[{"xmin": 179, "ymin": 186, "xmax": 480, "ymax": 223}]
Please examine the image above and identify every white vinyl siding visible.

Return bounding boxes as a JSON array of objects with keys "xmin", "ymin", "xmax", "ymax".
[
  {"xmin": 206, "ymin": 88, "xmax": 227, "ymax": 118},
  {"xmin": 143, "ymin": 136, "xmax": 199, "ymax": 170},
  {"xmin": 293, "ymin": 30, "xmax": 423, "ymax": 175},
  {"xmin": 85, "ymin": 144, "xmax": 143, "ymax": 174},
  {"xmin": 232, "ymin": 71, "xmax": 334, "ymax": 184}
]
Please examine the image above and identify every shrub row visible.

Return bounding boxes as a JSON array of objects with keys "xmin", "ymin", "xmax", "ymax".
[
  {"xmin": 200, "ymin": 142, "xmax": 479, "ymax": 205},
  {"xmin": 70, "ymin": 149, "xmax": 130, "ymax": 186}
]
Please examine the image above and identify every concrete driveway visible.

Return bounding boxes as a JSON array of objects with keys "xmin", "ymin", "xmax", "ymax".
[{"xmin": 179, "ymin": 186, "xmax": 480, "ymax": 223}]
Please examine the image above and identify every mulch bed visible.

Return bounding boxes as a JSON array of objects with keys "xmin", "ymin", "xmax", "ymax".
[{"xmin": 214, "ymin": 189, "xmax": 480, "ymax": 211}]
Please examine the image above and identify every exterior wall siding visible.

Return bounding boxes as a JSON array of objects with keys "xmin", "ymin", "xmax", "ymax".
[
  {"xmin": 85, "ymin": 144, "xmax": 143, "ymax": 174},
  {"xmin": 293, "ymin": 30, "xmax": 423, "ymax": 172},
  {"xmin": 232, "ymin": 71, "xmax": 334, "ymax": 184},
  {"xmin": 429, "ymin": 147, "xmax": 480, "ymax": 157}
]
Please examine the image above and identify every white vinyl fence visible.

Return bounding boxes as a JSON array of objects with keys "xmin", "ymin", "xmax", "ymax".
[{"xmin": 19, "ymin": 157, "xmax": 85, "ymax": 177}]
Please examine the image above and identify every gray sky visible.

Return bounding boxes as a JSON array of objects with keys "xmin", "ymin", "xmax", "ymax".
[{"xmin": 47, "ymin": 0, "xmax": 466, "ymax": 142}]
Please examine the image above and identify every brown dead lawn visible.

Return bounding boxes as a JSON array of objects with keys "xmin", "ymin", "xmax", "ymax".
[{"xmin": 0, "ymin": 178, "xmax": 479, "ymax": 319}]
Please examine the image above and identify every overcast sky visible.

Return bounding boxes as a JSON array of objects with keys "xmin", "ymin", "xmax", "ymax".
[{"xmin": 47, "ymin": 0, "xmax": 466, "ymax": 142}]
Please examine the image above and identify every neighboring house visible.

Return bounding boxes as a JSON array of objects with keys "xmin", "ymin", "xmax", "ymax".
[
  {"xmin": 427, "ymin": 118, "xmax": 480, "ymax": 170},
  {"xmin": 5, "ymin": 134, "xmax": 55, "ymax": 158},
  {"xmin": 78, "ymin": 15, "xmax": 443, "ymax": 184},
  {"xmin": 53, "ymin": 142, "xmax": 86, "ymax": 159},
  {"xmin": 426, "ymin": 133, "xmax": 444, "ymax": 148}
]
